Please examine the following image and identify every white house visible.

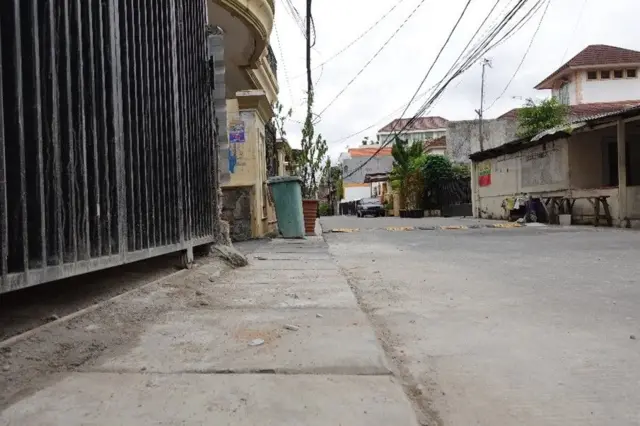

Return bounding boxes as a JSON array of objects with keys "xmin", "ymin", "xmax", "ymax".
[
  {"xmin": 377, "ymin": 116, "xmax": 448, "ymax": 145},
  {"xmin": 534, "ymin": 44, "xmax": 640, "ymax": 106},
  {"xmin": 466, "ymin": 44, "xmax": 640, "ymax": 228}
]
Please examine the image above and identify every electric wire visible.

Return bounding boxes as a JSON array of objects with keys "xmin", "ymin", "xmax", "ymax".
[
  {"xmin": 315, "ymin": 0, "xmax": 431, "ymax": 121},
  {"xmin": 341, "ymin": 0, "xmax": 539, "ymax": 180},
  {"xmin": 484, "ymin": 0, "xmax": 551, "ymax": 112}
]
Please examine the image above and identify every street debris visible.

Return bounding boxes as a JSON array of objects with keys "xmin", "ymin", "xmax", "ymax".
[
  {"xmin": 285, "ymin": 293, "xmax": 299, "ymax": 299},
  {"xmin": 44, "ymin": 314, "xmax": 59, "ymax": 322},
  {"xmin": 214, "ymin": 244, "xmax": 248, "ymax": 267},
  {"xmin": 195, "ymin": 291, "xmax": 204, "ymax": 296},
  {"xmin": 248, "ymin": 339, "xmax": 265, "ymax": 347},
  {"xmin": 316, "ymin": 313, "xmax": 324, "ymax": 318},
  {"xmin": 283, "ymin": 324, "xmax": 300, "ymax": 331},
  {"xmin": 256, "ymin": 256, "xmax": 268, "ymax": 261}
]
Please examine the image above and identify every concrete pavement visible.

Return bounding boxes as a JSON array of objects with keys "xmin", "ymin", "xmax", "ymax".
[
  {"xmin": 0, "ymin": 233, "xmax": 420, "ymax": 425},
  {"xmin": 323, "ymin": 216, "xmax": 640, "ymax": 426}
]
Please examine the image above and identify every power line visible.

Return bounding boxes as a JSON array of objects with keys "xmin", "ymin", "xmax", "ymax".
[
  {"xmin": 292, "ymin": 0, "xmax": 409, "ymax": 79},
  {"xmin": 559, "ymin": 0, "xmax": 588, "ymax": 64},
  {"xmin": 342, "ymin": 0, "xmax": 474, "ymax": 180},
  {"xmin": 484, "ymin": 0, "xmax": 551, "ymax": 112},
  {"xmin": 315, "ymin": 0, "xmax": 431, "ymax": 121},
  {"xmin": 273, "ymin": 23, "xmax": 296, "ymax": 105},
  {"xmin": 342, "ymin": 0, "xmax": 538, "ymax": 181},
  {"xmin": 331, "ymin": 0, "xmax": 502, "ymax": 147}
]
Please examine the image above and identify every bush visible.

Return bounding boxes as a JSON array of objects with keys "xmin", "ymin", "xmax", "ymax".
[
  {"xmin": 516, "ymin": 97, "xmax": 569, "ymax": 139},
  {"xmin": 318, "ymin": 202, "xmax": 331, "ymax": 216},
  {"xmin": 421, "ymin": 155, "xmax": 453, "ymax": 189}
]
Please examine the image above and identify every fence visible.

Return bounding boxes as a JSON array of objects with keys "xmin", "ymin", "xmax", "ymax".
[
  {"xmin": 424, "ymin": 177, "xmax": 472, "ymax": 217},
  {"xmin": 0, "ymin": 0, "xmax": 217, "ymax": 293}
]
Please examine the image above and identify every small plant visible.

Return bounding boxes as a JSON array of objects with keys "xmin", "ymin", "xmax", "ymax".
[
  {"xmin": 452, "ymin": 163, "xmax": 470, "ymax": 179},
  {"xmin": 516, "ymin": 97, "xmax": 569, "ymax": 139},
  {"xmin": 296, "ymin": 92, "xmax": 328, "ymax": 198},
  {"xmin": 318, "ymin": 202, "xmax": 330, "ymax": 216}
]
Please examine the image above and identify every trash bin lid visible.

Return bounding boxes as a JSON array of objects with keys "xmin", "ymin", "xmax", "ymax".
[{"xmin": 267, "ymin": 175, "xmax": 302, "ymax": 185}]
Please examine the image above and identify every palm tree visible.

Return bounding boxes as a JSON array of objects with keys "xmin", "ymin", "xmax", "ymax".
[{"xmin": 390, "ymin": 137, "xmax": 425, "ymax": 210}]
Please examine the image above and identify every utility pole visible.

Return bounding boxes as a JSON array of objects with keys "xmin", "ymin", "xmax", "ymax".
[
  {"xmin": 305, "ymin": 0, "xmax": 313, "ymax": 110},
  {"xmin": 475, "ymin": 58, "xmax": 492, "ymax": 152}
]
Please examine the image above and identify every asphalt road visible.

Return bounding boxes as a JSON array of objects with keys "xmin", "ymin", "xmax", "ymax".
[{"xmin": 322, "ymin": 216, "xmax": 640, "ymax": 426}]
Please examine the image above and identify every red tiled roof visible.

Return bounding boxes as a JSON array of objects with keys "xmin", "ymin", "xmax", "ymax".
[
  {"xmin": 348, "ymin": 146, "xmax": 393, "ymax": 157},
  {"xmin": 536, "ymin": 45, "xmax": 640, "ymax": 89},
  {"xmin": 497, "ymin": 100, "xmax": 640, "ymax": 121},
  {"xmin": 378, "ymin": 116, "xmax": 448, "ymax": 133},
  {"xmin": 423, "ymin": 136, "xmax": 446, "ymax": 150}
]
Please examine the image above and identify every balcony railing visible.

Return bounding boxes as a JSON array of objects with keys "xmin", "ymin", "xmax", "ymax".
[{"xmin": 266, "ymin": 45, "xmax": 278, "ymax": 80}]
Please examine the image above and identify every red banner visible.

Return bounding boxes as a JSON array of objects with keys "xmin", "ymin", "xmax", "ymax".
[
  {"xmin": 478, "ymin": 174, "xmax": 491, "ymax": 187},
  {"xmin": 478, "ymin": 162, "xmax": 491, "ymax": 187}
]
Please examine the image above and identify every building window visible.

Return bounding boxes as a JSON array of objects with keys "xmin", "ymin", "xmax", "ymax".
[
  {"xmin": 600, "ymin": 70, "xmax": 611, "ymax": 79},
  {"xmin": 587, "ymin": 71, "xmax": 598, "ymax": 80},
  {"xmin": 627, "ymin": 69, "xmax": 637, "ymax": 78},
  {"xmin": 614, "ymin": 70, "xmax": 624, "ymax": 79},
  {"xmin": 558, "ymin": 82, "xmax": 570, "ymax": 105}
]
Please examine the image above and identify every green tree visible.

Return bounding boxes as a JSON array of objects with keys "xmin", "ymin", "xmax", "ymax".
[
  {"xmin": 296, "ymin": 91, "xmax": 328, "ymax": 198},
  {"xmin": 420, "ymin": 155, "xmax": 454, "ymax": 189},
  {"xmin": 516, "ymin": 97, "xmax": 570, "ymax": 139}
]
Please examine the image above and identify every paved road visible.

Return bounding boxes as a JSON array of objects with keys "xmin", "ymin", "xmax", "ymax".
[
  {"xmin": 321, "ymin": 215, "xmax": 505, "ymax": 230},
  {"xmin": 322, "ymin": 216, "xmax": 640, "ymax": 426}
]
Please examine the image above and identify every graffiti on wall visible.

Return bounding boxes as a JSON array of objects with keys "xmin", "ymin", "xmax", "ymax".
[{"xmin": 478, "ymin": 161, "xmax": 492, "ymax": 187}]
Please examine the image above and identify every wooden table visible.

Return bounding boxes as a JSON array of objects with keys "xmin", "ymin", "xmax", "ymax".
[{"xmin": 541, "ymin": 195, "xmax": 612, "ymax": 226}]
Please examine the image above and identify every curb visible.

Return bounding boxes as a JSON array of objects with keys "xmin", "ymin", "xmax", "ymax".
[{"xmin": 324, "ymin": 223, "xmax": 526, "ymax": 234}]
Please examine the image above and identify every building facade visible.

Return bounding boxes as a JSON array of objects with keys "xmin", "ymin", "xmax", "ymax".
[
  {"xmin": 464, "ymin": 44, "xmax": 640, "ymax": 227},
  {"xmin": 207, "ymin": 0, "xmax": 280, "ymax": 241},
  {"xmin": 338, "ymin": 146, "xmax": 394, "ymax": 202},
  {"xmin": 377, "ymin": 116, "xmax": 448, "ymax": 145},
  {"xmin": 535, "ymin": 44, "xmax": 640, "ymax": 106}
]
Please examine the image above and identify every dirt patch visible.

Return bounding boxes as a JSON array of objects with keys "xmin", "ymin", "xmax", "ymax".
[
  {"xmin": 337, "ymin": 265, "xmax": 444, "ymax": 426},
  {"xmin": 0, "ymin": 256, "xmax": 231, "ymax": 410}
]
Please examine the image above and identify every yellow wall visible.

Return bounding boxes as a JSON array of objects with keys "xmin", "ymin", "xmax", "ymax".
[{"xmin": 223, "ymin": 97, "xmax": 276, "ymax": 238}]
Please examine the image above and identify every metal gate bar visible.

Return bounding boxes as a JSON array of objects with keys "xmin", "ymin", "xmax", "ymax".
[{"xmin": 0, "ymin": 0, "xmax": 216, "ymax": 294}]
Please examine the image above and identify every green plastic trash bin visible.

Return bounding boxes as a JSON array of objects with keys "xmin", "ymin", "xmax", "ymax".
[{"xmin": 267, "ymin": 176, "xmax": 305, "ymax": 238}]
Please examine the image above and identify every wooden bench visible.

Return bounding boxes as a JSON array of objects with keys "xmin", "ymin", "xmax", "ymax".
[{"xmin": 541, "ymin": 195, "xmax": 612, "ymax": 227}]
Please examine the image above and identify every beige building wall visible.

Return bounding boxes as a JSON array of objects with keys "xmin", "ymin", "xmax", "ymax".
[
  {"xmin": 473, "ymin": 126, "xmax": 640, "ymax": 225},
  {"xmin": 475, "ymin": 139, "xmax": 570, "ymax": 219},
  {"xmin": 223, "ymin": 91, "xmax": 276, "ymax": 239}
]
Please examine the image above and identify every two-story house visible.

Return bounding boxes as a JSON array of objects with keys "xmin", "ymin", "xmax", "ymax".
[
  {"xmin": 464, "ymin": 44, "xmax": 640, "ymax": 228},
  {"xmin": 377, "ymin": 116, "xmax": 449, "ymax": 145},
  {"xmin": 535, "ymin": 44, "xmax": 640, "ymax": 107}
]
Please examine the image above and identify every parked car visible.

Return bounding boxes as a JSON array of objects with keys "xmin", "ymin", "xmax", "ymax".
[{"xmin": 356, "ymin": 198, "xmax": 385, "ymax": 217}]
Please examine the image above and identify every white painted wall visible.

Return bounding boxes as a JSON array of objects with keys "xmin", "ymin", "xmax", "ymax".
[
  {"xmin": 343, "ymin": 186, "xmax": 371, "ymax": 202},
  {"xmin": 580, "ymin": 69, "xmax": 640, "ymax": 104},
  {"xmin": 552, "ymin": 79, "xmax": 577, "ymax": 105}
]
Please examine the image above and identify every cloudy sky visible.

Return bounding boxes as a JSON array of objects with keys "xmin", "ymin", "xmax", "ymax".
[{"xmin": 270, "ymin": 0, "xmax": 640, "ymax": 159}]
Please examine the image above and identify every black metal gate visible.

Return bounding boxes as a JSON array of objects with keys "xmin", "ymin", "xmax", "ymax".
[
  {"xmin": 424, "ymin": 177, "xmax": 472, "ymax": 217},
  {"xmin": 0, "ymin": 0, "xmax": 216, "ymax": 293}
]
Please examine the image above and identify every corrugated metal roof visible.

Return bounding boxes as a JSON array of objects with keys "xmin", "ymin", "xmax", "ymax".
[{"xmin": 471, "ymin": 104, "xmax": 640, "ymax": 161}]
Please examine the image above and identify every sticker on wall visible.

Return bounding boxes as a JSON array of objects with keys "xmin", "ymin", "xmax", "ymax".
[
  {"xmin": 479, "ymin": 161, "xmax": 492, "ymax": 187},
  {"xmin": 229, "ymin": 120, "xmax": 246, "ymax": 143}
]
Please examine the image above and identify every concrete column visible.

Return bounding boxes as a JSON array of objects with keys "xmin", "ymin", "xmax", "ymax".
[
  {"xmin": 470, "ymin": 161, "xmax": 479, "ymax": 218},
  {"xmin": 617, "ymin": 119, "xmax": 628, "ymax": 226}
]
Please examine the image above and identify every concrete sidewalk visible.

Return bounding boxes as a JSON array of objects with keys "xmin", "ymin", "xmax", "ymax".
[{"xmin": 1, "ymin": 235, "xmax": 418, "ymax": 425}]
